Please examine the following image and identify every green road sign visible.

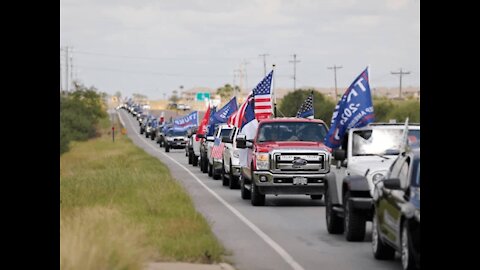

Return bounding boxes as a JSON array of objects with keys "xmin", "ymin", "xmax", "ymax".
[{"xmin": 195, "ymin": 92, "xmax": 211, "ymax": 101}]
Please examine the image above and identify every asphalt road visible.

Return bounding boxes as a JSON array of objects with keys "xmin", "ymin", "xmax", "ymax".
[{"xmin": 118, "ymin": 110, "xmax": 403, "ymax": 270}]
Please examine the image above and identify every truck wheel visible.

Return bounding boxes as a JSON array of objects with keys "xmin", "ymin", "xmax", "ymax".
[
  {"xmin": 372, "ymin": 209, "xmax": 395, "ymax": 260},
  {"xmin": 192, "ymin": 155, "xmax": 198, "ymax": 167},
  {"xmin": 201, "ymin": 156, "xmax": 207, "ymax": 173},
  {"xmin": 229, "ymin": 163, "xmax": 239, "ymax": 189},
  {"xmin": 240, "ymin": 175, "xmax": 251, "ymax": 200},
  {"xmin": 146, "ymin": 133, "xmax": 149, "ymax": 138},
  {"xmin": 140, "ymin": 129, "xmax": 144, "ymax": 134},
  {"xmin": 344, "ymin": 191, "xmax": 366, "ymax": 241},
  {"xmin": 208, "ymin": 162, "xmax": 213, "ymax": 177},
  {"xmin": 310, "ymin": 195, "xmax": 323, "ymax": 200},
  {"xmin": 213, "ymin": 164, "xmax": 220, "ymax": 180},
  {"xmin": 165, "ymin": 144, "xmax": 170, "ymax": 153},
  {"xmin": 222, "ymin": 162, "xmax": 228, "ymax": 186},
  {"xmin": 401, "ymin": 221, "xmax": 417, "ymax": 270},
  {"xmin": 188, "ymin": 152, "xmax": 193, "ymax": 164},
  {"xmin": 325, "ymin": 188, "xmax": 344, "ymax": 234},
  {"xmin": 251, "ymin": 181, "xmax": 265, "ymax": 206}
]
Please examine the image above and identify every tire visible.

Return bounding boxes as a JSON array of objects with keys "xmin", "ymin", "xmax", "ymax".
[
  {"xmin": 222, "ymin": 162, "xmax": 228, "ymax": 186},
  {"xmin": 401, "ymin": 221, "xmax": 418, "ymax": 270},
  {"xmin": 192, "ymin": 155, "xmax": 198, "ymax": 166},
  {"xmin": 165, "ymin": 144, "xmax": 170, "ymax": 153},
  {"xmin": 343, "ymin": 191, "xmax": 366, "ymax": 241},
  {"xmin": 188, "ymin": 152, "xmax": 193, "ymax": 164},
  {"xmin": 325, "ymin": 188, "xmax": 344, "ymax": 234},
  {"xmin": 228, "ymin": 163, "xmax": 239, "ymax": 189},
  {"xmin": 208, "ymin": 162, "xmax": 213, "ymax": 177},
  {"xmin": 201, "ymin": 155, "xmax": 208, "ymax": 173},
  {"xmin": 372, "ymin": 209, "xmax": 395, "ymax": 260},
  {"xmin": 251, "ymin": 179, "xmax": 265, "ymax": 206},
  {"xmin": 213, "ymin": 164, "xmax": 220, "ymax": 180},
  {"xmin": 145, "ymin": 133, "xmax": 149, "ymax": 138},
  {"xmin": 310, "ymin": 195, "xmax": 323, "ymax": 200},
  {"xmin": 140, "ymin": 129, "xmax": 144, "ymax": 134},
  {"xmin": 240, "ymin": 175, "xmax": 251, "ymax": 200}
]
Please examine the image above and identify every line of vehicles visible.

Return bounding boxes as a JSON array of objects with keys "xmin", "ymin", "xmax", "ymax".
[{"xmin": 118, "ymin": 103, "xmax": 420, "ymax": 270}]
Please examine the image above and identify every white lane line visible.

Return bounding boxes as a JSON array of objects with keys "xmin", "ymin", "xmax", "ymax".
[
  {"xmin": 116, "ymin": 110, "xmax": 126, "ymax": 127},
  {"xmin": 119, "ymin": 111, "xmax": 305, "ymax": 270}
]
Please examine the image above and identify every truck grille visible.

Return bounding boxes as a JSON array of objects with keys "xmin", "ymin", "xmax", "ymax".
[{"xmin": 271, "ymin": 151, "xmax": 329, "ymax": 173}]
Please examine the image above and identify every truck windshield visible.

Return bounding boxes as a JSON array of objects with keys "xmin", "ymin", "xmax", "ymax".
[
  {"xmin": 169, "ymin": 130, "xmax": 187, "ymax": 136},
  {"xmin": 352, "ymin": 129, "xmax": 419, "ymax": 156},
  {"xmin": 257, "ymin": 122, "xmax": 328, "ymax": 142},
  {"xmin": 219, "ymin": 128, "xmax": 232, "ymax": 137}
]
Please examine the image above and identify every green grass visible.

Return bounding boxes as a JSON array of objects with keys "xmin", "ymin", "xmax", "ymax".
[{"xmin": 60, "ymin": 124, "xmax": 226, "ymax": 270}]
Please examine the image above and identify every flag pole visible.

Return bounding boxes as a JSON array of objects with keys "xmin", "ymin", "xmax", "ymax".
[
  {"xmin": 311, "ymin": 90, "xmax": 314, "ymax": 119},
  {"xmin": 272, "ymin": 64, "xmax": 276, "ymax": 118}
]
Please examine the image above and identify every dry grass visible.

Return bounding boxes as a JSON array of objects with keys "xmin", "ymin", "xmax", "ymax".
[{"xmin": 60, "ymin": 124, "xmax": 226, "ymax": 270}]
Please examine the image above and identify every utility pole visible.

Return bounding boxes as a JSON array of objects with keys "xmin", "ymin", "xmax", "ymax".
[
  {"xmin": 235, "ymin": 68, "xmax": 243, "ymax": 95},
  {"xmin": 60, "ymin": 47, "xmax": 63, "ymax": 92},
  {"xmin": 70, "ymin": 47, "xmax": 74, "ymax": 91},
  {"xmin": 327, "ymin": 65, "xmax": 342, "ymax": 102},
  {"xmin": 391, "ymin": 68, "xmax": 410, "ymax": 99},
  {"xmin": 242, "ymin": 59, "xmax": 250, "ymax": 94},
  {"xmin": 65, "ymin": 46, "xmax": 69, "ymax": 92},
  {"xmin": 259, "ymin": 53, "xmax": 269, "ymax": 77},
  {"xmin": 289, "ymin": 54, "xmax": 300, "ymax": 91}
]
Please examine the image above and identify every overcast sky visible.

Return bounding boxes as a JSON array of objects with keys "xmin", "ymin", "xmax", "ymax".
[{"xmin": 60, "ymin": 0, "xmax": 420, "ymax": 100}]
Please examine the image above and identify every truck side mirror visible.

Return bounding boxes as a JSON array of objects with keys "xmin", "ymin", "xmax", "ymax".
[
  {"xmin": 222, "ymin": 136, "xmax": 233, "ymax": 143},
  {"xmin": 197, "ymin": 134, "xmax": 205, "ymax": 139},
  {"xmin": 333, "ymin": 149, "xmax": 346, "ymax": 161},
  {"xmin": 383, "ymin": 178, "xmax": 401, "ymax": 190},
  {"xmin": 236, "ymin": 134, "xmax": 247, "ymax": 149}
]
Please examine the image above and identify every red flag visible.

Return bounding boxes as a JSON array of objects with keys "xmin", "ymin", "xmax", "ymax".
[{"xmin": 196, "ymin": 106, "xmax": 211, "ymax": 141}]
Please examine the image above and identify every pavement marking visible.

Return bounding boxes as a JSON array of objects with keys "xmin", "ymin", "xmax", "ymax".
[{"xmin": 119, "ymin": 111, "xmax": 305, "ymax": 270}]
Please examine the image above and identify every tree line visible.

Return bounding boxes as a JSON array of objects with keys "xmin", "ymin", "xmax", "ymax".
[
  {"xmin": 60, "ymin": 83, "xmax": 107, "ymax": 155},
  {"xmin": 278, "ymin": 89, "xmax": 420, "ymax": 126}
]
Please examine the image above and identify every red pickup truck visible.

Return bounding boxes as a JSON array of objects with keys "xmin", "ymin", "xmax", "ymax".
[{"xmin": 236, "ymin": 118, "xmax": 335, "ymax": 206}]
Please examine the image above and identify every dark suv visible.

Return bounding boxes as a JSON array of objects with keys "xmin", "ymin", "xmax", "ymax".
[{"xmin": 371, "ymin": 145, "xmax": 420, "ymax": 270}]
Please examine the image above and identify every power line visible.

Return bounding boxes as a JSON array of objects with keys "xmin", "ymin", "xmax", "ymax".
[
  {"xmin": 72, "ymin": 50, "xmax": 253, "ymax": 62},
  {"xmin": 327, "ymin": 65, "xmax": 342, "ymax": 102},
  {"xmin": 391, "ymin": 68, "xmax": 411, "ymax": 99}
]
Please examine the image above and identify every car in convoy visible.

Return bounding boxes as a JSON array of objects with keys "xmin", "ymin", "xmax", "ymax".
[
  {"xmin": 186, "ymin": 127, "xmax": 200, "ymax": 167},
  {"xmin": 236, "ymin": 118, "xmax": 334, "ymax": 206},
  {"xmin": 146, "ymin": 118, "xmax": 158, "ymax": 140},
  {"xmin": 163, "ymin": 128, "xmax": 188, "ymax": 152},
  {"xmin": 371, "ymin": 144, "xmax": 420, "ymax": 270},
  {"xmin": 324, "ymin": 123, "xmax": 420, "ymax": 241},
  {"xmin": 207, "ymin": 124, "xmax": 233, "ymax": 180},
  {"xmin": 221, "ymin": 126, "xmax": 242, "ymax": 189}
]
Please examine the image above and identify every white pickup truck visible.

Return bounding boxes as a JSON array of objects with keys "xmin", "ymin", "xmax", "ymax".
[
  {"xmin": 324, "ymin": 123, "xmax": 420, "ymax": 241},
  {"xmin": 220, "ymin": 126, "xmax": 242, "ymax": 189}
]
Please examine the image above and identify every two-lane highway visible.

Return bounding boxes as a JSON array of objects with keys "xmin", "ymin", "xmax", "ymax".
[{"xmin": 118, "ymin": 110, "xmax": 402, "ymax": 270}]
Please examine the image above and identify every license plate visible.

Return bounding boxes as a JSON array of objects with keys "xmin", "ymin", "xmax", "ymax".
[
  {"xmin": 279, "ymin": 155, "xmax": 320, "ymax": 161},
  {"xmin": 293, "ymin": 177, "xmax": 307, "ymax": 185}
]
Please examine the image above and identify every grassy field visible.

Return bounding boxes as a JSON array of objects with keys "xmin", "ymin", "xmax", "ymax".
[{"xmin": 60, "ymin": 120, "xmax": 226, "ymax": 270}]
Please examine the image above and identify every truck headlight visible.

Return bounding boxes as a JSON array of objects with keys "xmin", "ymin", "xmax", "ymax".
[
  {"xmin": 372, "ymin": 173, "xmax": 385, "ymax": 183},
  {"xmin": 256, "ymin": 153, "xmax": 269, "ymax": 170}
]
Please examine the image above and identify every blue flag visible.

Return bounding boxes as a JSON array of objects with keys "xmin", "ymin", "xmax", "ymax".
[
  {"xmin": 212, "ymin": 97, "xmax": 238, "ymax": 124},
  {"xmin": 172, "ymin": 111, "xmax": 199, "ymax": 131},
  {"xmin": 324, "ymin": 67, "xmax": 375, "ymax": 148},
  {"xmin": 206, "ymin": 106, "xmax": 217, "ymax": 136},
  {"xmin": 296, "ymin": 92, "xmax": 314, "ymax": 119}
]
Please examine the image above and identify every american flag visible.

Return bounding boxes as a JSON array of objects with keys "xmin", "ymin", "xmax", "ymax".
[
  {"xmin": 296, "ymin": 92, "xmax": 314, "ymax": 119},
  {"xmin": 253, "ymin": 70, "xmax": 273, "ymax": 120},
  {"xmin": 211, "ymin": 137, "xmax": 225, "ymax": 159}
]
